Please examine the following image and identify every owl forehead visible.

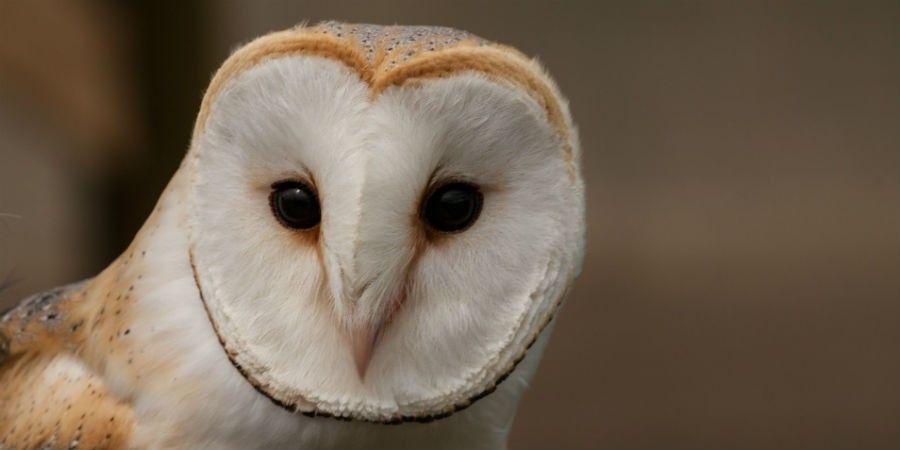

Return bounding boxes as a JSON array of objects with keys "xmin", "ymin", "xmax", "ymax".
[
  {"xmin": 312, "ymin": 21, "xmax": 490, "ymax": 71},
  {"xmin": 193, "ymin": 22, "xmax": 575, "ymax": 174}
]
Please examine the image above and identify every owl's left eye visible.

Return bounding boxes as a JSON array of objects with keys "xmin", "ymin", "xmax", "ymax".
[
  {"xmin": 422, "ymin": 182, "xmax": 483, "ymax": 233},
  {"xmin": 270, "ymin": 181, "xmax": 321, "ymax": 230}
]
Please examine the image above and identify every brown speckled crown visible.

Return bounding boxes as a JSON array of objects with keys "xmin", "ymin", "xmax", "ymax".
[{"xmin": 311, "ymin": 21, "xmax": 490, "ymax": 71}]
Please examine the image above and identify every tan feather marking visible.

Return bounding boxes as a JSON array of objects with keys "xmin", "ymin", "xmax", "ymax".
[
  {"xmin": 190, "ymin": 22, "xmax": 575, "ymax": 177},
  {"xmin": 372, "ymin": 46, "xmax": 575, "ymax": 177},
  {"xmin": 194, "ymin": 29, "xmax": 369, "ymax": 141}
]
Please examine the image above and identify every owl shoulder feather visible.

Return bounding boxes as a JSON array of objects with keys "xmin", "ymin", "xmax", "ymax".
[{"xmin": 0, "ymin": 281, "xmax": 136, "ymax": 449}]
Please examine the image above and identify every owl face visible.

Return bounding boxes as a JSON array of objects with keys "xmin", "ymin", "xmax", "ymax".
[{"xmin": 186, "ymin": 24, "xmax": 584, "ymax": 423}]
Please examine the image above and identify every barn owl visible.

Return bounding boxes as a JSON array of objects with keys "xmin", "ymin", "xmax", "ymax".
[{"xmin": 0, "ymin": 22, "xmax": 584, "ymax": 450}]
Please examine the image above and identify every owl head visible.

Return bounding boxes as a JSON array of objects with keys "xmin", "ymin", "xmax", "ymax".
[{"xmin": 185, "ymin": 22, "xmax": 584, "ymax": 423}]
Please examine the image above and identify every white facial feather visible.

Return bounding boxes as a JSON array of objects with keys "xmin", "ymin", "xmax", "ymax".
[{"xmin": 183, "ymin": 55, "xmax": 582, "ymax": 422}]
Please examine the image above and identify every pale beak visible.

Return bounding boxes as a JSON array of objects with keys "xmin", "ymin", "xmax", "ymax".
[{"xmin": 350, "ymin": 319, "xmax": 385, "ymax": 379}]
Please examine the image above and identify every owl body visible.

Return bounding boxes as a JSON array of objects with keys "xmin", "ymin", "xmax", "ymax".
[{"xmin": 0, "ymin": 22, "xmax": 583, "ymax": 450}]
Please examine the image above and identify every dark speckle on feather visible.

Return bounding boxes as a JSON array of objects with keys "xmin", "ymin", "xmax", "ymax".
[
  {"xmin": 0, "ymin": 280, "xmax": 89, "ymax": 352},
  {"xmin": 0, "ymin": 331, "xmax": 8, "ymax": 361}
]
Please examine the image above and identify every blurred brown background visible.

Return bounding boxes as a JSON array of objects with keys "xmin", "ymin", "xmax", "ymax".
[{"xmin": 1, "ymin": 1, "xmax": 898, "ymax": 449}]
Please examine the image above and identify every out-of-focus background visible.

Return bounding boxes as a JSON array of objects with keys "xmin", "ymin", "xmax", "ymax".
[{"xmin": 1, "ymin": 1, "xmax": 898, "ymax": 448}]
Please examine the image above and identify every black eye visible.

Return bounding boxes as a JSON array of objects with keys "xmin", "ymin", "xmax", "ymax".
[
  {"xmin": 422, "ymin": 182, "xmax": 483, "ymax": 233},
  {"xmin": 270, "ymin": 181, "xmax": 321, "ymax": 230}
]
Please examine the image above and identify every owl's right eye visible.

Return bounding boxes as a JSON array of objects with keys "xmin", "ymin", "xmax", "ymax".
[{"xmin": 269, "ymin": 181, "xmax": 321, "ymax": 230}]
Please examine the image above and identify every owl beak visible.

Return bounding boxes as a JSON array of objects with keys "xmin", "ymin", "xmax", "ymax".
[
  {"xmin": 347, "ymin": 279, "xmax": 404, "ymax": 380},
  {"xmin": 339, "ymin": 217, "xmax": 414, "ymax": 380},
  {"xmin": 351, "ymin": 320, "xmax": 384, "ymax": 379}
]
